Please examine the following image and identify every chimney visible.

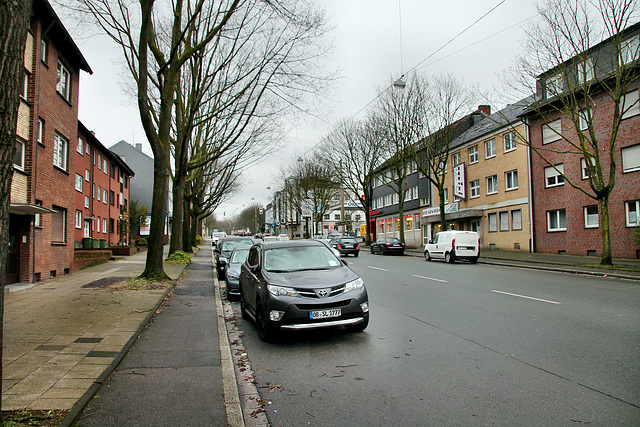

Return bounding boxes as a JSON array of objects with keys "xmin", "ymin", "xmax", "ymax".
[
  {"xmin": 135, "ymin": 143, "xmax": 142, "ymax": 151},
  {"xmin": 478, "ymin": 105, "xmax": 491, "ymax": 116}
]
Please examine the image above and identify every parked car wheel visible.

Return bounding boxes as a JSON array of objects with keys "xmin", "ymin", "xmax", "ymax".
[
  {"xmin": 255, "ymin": 302, "xmax": 275, "ymax": 342},
  {"xmin": 471, "ymin": 256, "xmax": 479, "ymax": 264},
  {"xmin": 424, "ymin": 251, "xmax": 431, "ymax": 262},
  {"xmin": 445, "ymin": 251, "xmax": 455, "ymax": 263},
  {"xmin": 345, "ymin": 313, "xmax": 369, "ymax": 333},
  {"xmin": 354, "ymin": 252, "xmax": 359, "ymax": 257}
]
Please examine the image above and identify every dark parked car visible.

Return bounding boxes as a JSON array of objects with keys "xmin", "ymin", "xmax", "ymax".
[
  {"xmin": 215, "ymin": 237, "xmax": 255, "ymax": 277},
  {"xmin": 370, "ymin": 237, "xmax": 405, "ymax": 255},
  {"xmin": 329, "ymin": 236, "xmax": 360, "ymax": 257},
  {"xmin": 239, "ymin": 240, "xmax": 369, "ymax": 341},
  {"xmin": 224, "ymin": 245, "xmax": 252, "ymax": 300}
]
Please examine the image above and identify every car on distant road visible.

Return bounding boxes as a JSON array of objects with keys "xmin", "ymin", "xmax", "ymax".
[
  {"xmin": 263, "ymin": 236, "xmax": 281, "ymax": 242},
  {"xmin": 278, "ymin": 234, "xmax": 290, "ymax": 241},
  {"xmin": 370, "ymin": 237, "xmax": 405, "ymax": 255},
  {"xmin": 239, "ymin": 240, "xmax": 369, "ymax": 341},
  {"xmin": 215, "ymin": 237, "xmax": 255, "ymax": 277},
  {"xmin": 329, "ymin": 236, "xmax": 360, "ymax": 257},
  {"xmin": 424, "ymin": 230, "xmax": 480, "ymax": 263},
  {"xmin": 224, "ymin": 245, "xmax": 252, "ymax": 300},
  {"xmin": 211, "ymin": 231, "xmax": 227, "ymax": 247}
]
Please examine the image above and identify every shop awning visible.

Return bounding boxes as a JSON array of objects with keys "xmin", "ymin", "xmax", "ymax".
[{"xmin": 423, "ymin": 208, "xmax": 484, "ymax": 223}]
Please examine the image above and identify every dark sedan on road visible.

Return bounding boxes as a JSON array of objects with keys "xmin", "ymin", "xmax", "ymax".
[
  {"xmin": 239, "ymin": 240, "xmax": 369, "ymax": 341},
  {"xmin": 215, "ymin": 237, "xmax": 255, "ymax": 278},
  {"xmin": 370, "ymin": 237, "xmax": 405, "ymax": 255},
  {"xmin": 329, "ymin": 236, "xmax": 360, "ymax": 257},
  {"xmin": 224, "ymin": 245, "xmax": 252, "ymax": 300}
]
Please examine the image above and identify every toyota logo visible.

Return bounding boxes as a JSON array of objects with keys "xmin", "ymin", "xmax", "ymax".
[{"xmin": 317, "ymin": 289, "xmax": 330, "ymax": 298}]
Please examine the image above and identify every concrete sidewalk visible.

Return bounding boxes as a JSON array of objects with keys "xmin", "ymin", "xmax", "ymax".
[{"xmin": 2, "ymin": 247, "xmax": 187, "ymax": 412}]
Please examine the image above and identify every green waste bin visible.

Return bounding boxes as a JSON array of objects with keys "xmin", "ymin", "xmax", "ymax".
[
  {"xmin": 92, "ymin": 238, "xmax": 99, "ymax": 249},
  {"xmin": 82, "ymin": 238, "xmax": 92, "ymax": 249},
  {"xmin": 100, "ymin": 239, "xmax": 107, "ymax": 249}
]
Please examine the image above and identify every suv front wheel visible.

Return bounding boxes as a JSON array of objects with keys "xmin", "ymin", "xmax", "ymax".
[{"xmin": 255, "ymin": 301, "xmax": 276, "ymax": 342}]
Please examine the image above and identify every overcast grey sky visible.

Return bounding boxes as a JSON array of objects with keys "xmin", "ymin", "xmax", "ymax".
[{"xmin": 62, "ymin": 0, "xmax": 541, "ymax": 220}]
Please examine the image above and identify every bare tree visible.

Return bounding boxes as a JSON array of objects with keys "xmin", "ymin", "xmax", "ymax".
[
  {"xmin": 0, "ymin": 0, "xmax": 32, "ymax": 417},
  {"xmin": 510, "ymin": 0, "xmax": 640, "ymax": 265},
  {"xmin": 322, "ymin": 118, "xmax": 384, "ymax": 245}
]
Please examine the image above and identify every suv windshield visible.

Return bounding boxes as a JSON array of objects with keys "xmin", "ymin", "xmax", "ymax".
[
  {"xmin": 230, "ymin": 248, "xmax": 250, "ymax": 264},
  {"xmin": 222, "ymin": 240, "xmax": 251, "ymax": 253},
  {"xmin": 264, "ymin": 246, "xmax": 341, "ymax": 271}
]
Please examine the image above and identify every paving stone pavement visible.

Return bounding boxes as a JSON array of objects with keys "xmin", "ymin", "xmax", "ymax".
[{"xmin": 2, "ymin": 247, "xmax": 187, "ymax": 411}]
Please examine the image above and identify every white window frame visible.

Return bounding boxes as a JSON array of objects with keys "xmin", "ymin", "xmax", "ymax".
[
  {"xmin": 103, "ymin": 218, "xmax": 108, "ymax": 234},
  {"xmin": 499, "ymin": 211, "xmax": 509, "ymax": 231},
  {"xmin": 546, "ymin": 73, "xmax": 563, "ymax": 96},
  {"xmin": 578, "ymin": 57, "xmax": 594, "ymax": 83},
  {"xmin": 36, "ymin": 118, "xmax": 44, "ymax": 144},
  {"xmin": 488, "ymin": 213, "xmax": 497, "ymax": 232},
  {"xmin": 14, "ymin": 139, "xmax": 25, "ymax": 170},
  {"xmin": 452, "ymin": 152, "xmax": 461, "ymax": 166},
  {"xmin": 584, "ymin": 205, "xmax": 599, "ymax": 228},
  {"xmin": 622, "ymin": 144, "xmax": 640, "ymax": 173},
  {"xmin": 103, "ymin": 189, "xmax": 108, "ymax": 204},
  {"xmin": 579, "ymin": 108, "xmax": 590, "ymax": 131},
  {"xmin": 542, "ymin": 119, "xmax": 562, "ymax": 144},
  {"xmin": 581, "ymin": 157, "xmax": 595, "ymax": 179},
  {"xmin": 621, "ymin": 35, "xmax": 639, "ymax": 65},
  {"xmin": 75, "ymin": 174, "xmax": 83, "ymax": 192},
  {"xmin": 103, "ymin": 159, "xmax": 108, "ymax": 174},
  {"xmin": 97, "ymin": 186, "xmax": 101, "ymax": 201},
  {"xmin": 75, "ymin": 210, "xmax": 82, "ymax": 229},
  {"xmin": 443, "ymin": 188, "xmax": 448, "ymax": 204},
  {"xmin": 85, "ymin": 169, "xmax": 90, "ymax": 181},
  {"xmin": 84, "ymin": 196, "xmax": 90, "ymax": 209},
  {"xmin": 86, "ymin": 142, "xmax": 90, "ymax": 155},
  {"xmin": 53, "ymin": 132, "xmax": 68, "ymax": 171},
  {"xmin": 97, "ymin": 216, "xmax": 101, "ymax": 232},
  {"xmin": 547, "ymin": 209, "xmax": 567, "ymax": 232},
  {"xmin": 485, "ymin": 138, "xmax": 496, "ymax": 159},
  {"xmin": 469, "ymin": 145, "xmax": 478, "ymax": 164},
  {"xmin": 621, "ymin": 89, "xmax": 640, "ymax": 120},
  {"xmin": 56, "ymin": 61, "xmax": 71, "ymax": 100},
  {"xmin": 40, "ymin": 38, "xmax": 47, "ymax": 63},
  {"xmin": 486, "ymin": 175, "xmax": 498, "ymax": 195},
  {"xmin": 21, "ymin": 73, "xmax": 28, "ymax": 99},
  {"xmin": 505, "ymin": 170, "xmax": 518, "ymax": 191},
  {"xmin": 544, "ymin": 164, "xmax": 565, "ymax": 188},
  {"xmin": 504, "ymin": 131, "xmax": 517, "ymax": 152},
  {"xmin": 511, "ymin": 210, "xmax": 522, "ymax": 230},
  {"xmin": 625, "ymin": 200, "xmax": 639, "ymax": 226},
  {"xmin": 470, "ymin": 179, "xmax": 480, "ymax": 198}
]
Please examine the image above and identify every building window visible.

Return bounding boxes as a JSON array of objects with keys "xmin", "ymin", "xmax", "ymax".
[
  {"xmin": 75, "ymin": 211, "xmax": 82, "ymax": 229},
  {"xmin": 469, "ymin": 145, "xmax": 478, "ymax": 164},
  {"xmin": 37, "ymin": 118, "xmax": 44, "ymax": 145},
  {"xmin": 51, "ymin": 205, "xmax": 66, "ymax": 243},
  {"xmin": 625, "ymin": 200, "xmax": 639, "ymax": 226},
  {"xmin": 505, "ymin": 170, "xmax": 518, "ymax": 191},
  {"xmin": 84, "ymin": 196, "xmax": 90, "ymax": 208},
  {"xmin": 486, "ymin": 175, "xmax": 498, "ymax": 195},
  {"xmin": 578, "ymin": 57, "xmax": 594, "ymax": 83},
  {"xmin": 452, "ymin": 152, "xmax": 461, "ymax": 166},
  {"xmin": 544, "ymin": 164, "xmax": 565, "ymax": 187},
  {"xmin": 97, "ymin": 186, "xmax": 101, "ymax": 201},
  {"xmin": 334, "ymin": 214, "xmax": 341, "ymax": 221},
  {"xmin": 103, "ymin": 218, "xmax": 108, "ymax": 233},
  {"xmin": 581, "ymin": 157, "xmax": 595, "ymax": 179},
  {"xmin": 85, "ymin": 169, "xmax": 90, "ymax": 181},
  {"xmin": 75, "ymin": 174, "xmax": 83, "ymax": 192},
  {"xmin": 86, "ymin": 142, "xmax": 90, "ymax": 155},
  {"xmin": 542, "ymin": 119, "xmax": 562, "ymax": 144},
  {"xmin": 53, "ymin": 132, "xmax": 68, "ymax": 170},
  {"xmin": 621, "ymin": 35, "xmax": 639, "ymax": 64},
  {"xmin": 470, "ymin": 179, "xmax": 480, "ymax": 198},
  {"xmin": 488, "ymin": 213, "xmax": 497, "ymax": 232},
  {"xmin": 56, "ymin": 61, "xmax": 71, "ymax": 100},
  {"xmin": 77, "ymin": 137, "xmax": 84, "ymax": 154},
  {"xmin": 621, "ymin": 89, "xmax": 639, "ymax": 119},
  {"xmin": 420, "ymin": 197, "xmax": 429, "ymax": 206},
  {"xmin": 104, "ymin": 159, "xmax": 109, "ymax": 174},
  {"xmin": 584, "ymin": 205, "xmax": 599, "ymax": 228},
  {"xmin": 103, "ymin": 189, "xmax": 108, "ymax": 204},
  {"xmin": 34, "ymin": 200, "xmax": 43, "ymax": 227},
  {"xmin": 511, "ymin": 210, "xmax": 522, "ymax": 230},
  {"xmin": 547, "ymin": 209, "xmax": 567, "ymax": 232},
  {"xmin": 21, "ymin": 73, "xmax": 28, "ymax": 99},
  {"xmin": 504, "ymin": 131, "xmax": 517, "ymax": 152},
  {"xmin": 622, "ymin": 144, "xmax": 640, "ymax": 173},
  {"xmin": 546, "ymin": 73, "xmax": 563, "ymax": 96},
  {"xmin": 443, "ymin": 188, "xmax": 448, "ymax": 204},
  {"xmin": 98, "ymin": 155, "xmax": 101, "ymax": 170},
  {"xmin": 14, "ymin": 139, "xmax": 25, "ymax": 170},
  {"xmin": 109, "ymin": 218, "xmax": 115, "ymax": 233},
  {"xmin": 406, "ymin": 216, "xmax": 412, "ymax": 230},
  {"xmin": 41, "ymin": 38, "xmax": 48, "ymax": 63},
  {"xmin": 96, "ymin": 217, "xmax": 101, "ymax": 232},
  {"xmin": 499, "ymin": 211, "xmax": 509, "ymax": 231},
  {"xmin": 485, "ymin": 138, "xmax": 496, "ymax": 159},
  {"xmin": 577, "ymin": 108, "xmax": 591, "ymax": 131}
]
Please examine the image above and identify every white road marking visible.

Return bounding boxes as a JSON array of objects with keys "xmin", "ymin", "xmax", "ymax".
[
  {"xmin": 367, "ymin": 266, "xmax": 389, "ymax": 271},
  {"xmin": 412, "ymin": 274, "xmax": 447, "ymax": 283},
  {"xmin": 491, "ymin": 290, "xmax": 561, "ymax": 305}
]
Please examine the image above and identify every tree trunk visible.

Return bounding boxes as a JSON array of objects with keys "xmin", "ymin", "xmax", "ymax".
[
  {"xmin": 0, "ymin": 0, "xmax": 31, "ymax": 418},
  {"xmin": 170, "ymin": 171, "xmax": 185, "ymax": 254},
  {"xmin": 141, "ymin": 156, "xmax": 171, "ymax": 280},
  {"xmin": 439, "ymin": 186, "xmax": 447, "ymax": 231},
  {"xmin": 599, "ymin": 197, "xmax": 612, "ymax": 266}
]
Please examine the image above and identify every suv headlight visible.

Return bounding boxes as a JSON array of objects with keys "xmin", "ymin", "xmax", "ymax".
[
  {"xmin": 267, "ymin": 285, "xmax": 299, "ymax": 297},
  {"xmin": 345, "ymin": 277, "xmax": 364, "ymax": 293}
]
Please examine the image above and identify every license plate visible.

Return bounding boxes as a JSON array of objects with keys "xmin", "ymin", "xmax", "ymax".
[
  {"xmin": 345, "ymin": 245, "xmax": 353, "ymax": 248},
  {"xmin": 310, "ymin": 309, "xmax": 341, "ymax": 319}
]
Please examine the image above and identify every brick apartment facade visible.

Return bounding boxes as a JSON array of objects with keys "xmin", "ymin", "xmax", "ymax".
[
  {"xmin": 75, "ymin": 122, "xmax": 134, "ymax": 248},
  {"xmin": 524, "ymin": 24, "xmax": 640, "ymax": 259}
]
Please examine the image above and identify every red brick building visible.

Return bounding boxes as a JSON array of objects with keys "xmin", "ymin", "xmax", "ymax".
[
  {"xmin": 9, "ymin": 0, "xmax": 92, "ymax": 283},
  {"xmin": 524, "ymin": 23, "xmax": 640, "ymax": 259},
  {"xmin": 75, "ymin": 122, "xmax": 134, "ymax": 249}
]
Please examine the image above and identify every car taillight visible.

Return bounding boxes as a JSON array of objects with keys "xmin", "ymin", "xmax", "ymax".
[
  {"xmin": 356, "ymin": 244, "xmax": 360, "ymax": 249},
  {"xmin": 402, "ymin": 243, "xmax": 405, "ymax": 247},
  {"xmin": 386, "ymin": 243, "xmax": 391, "ymax": 246},
  {"xmin": 452, "ymin": 238, "xmax": 456, "ymax": 249},
  {"xmin": 337, "ymin": 244, "xmax": 343, "ymax": 249}
]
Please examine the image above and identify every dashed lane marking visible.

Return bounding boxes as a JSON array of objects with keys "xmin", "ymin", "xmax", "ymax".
[
  {"xmin": 491, "ymin": 290, "xmax": 561, "ymax": 305},
  {"xmin": 412, "ymin": 274, "xmax": 447, "ymax": 283}
]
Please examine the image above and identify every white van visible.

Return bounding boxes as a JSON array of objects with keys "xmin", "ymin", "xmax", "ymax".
[{"xmin": 424, "ymin": 230, "xmax": 480, "ymax": 264}]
